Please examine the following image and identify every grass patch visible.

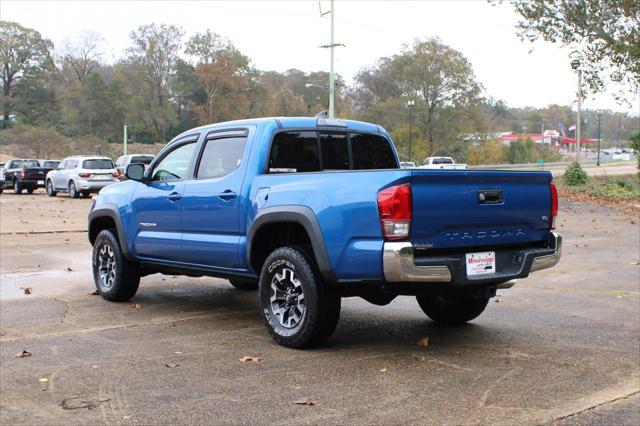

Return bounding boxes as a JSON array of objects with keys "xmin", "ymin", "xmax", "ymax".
[{"xmin": 558, "ymin": 174, "xmax": 640, "ymax": 202}]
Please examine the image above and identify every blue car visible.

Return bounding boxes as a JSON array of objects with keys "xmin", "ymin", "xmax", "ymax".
[{"xmin": 88, "ymin": 116, "xmax": 561, "ymax": 348}]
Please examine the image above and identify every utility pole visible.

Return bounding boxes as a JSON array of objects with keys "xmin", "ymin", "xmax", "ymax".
[
  {"xmin": 328, "ymin": 0, "xmax": 335, "ymax": 118},
  {"xmin": 319, "ymin": 0, "xmax": 343, "ymax": 118},
  {"xmin": 597, "ymin": 111, "xmax": 602, "ymax": 166},
  {"xmin": 407, "ymin": 100, "xmax": 415, "ymax": 162},
  {"xmin": 123, "ymin": 124, "xmax": 128, "ymax": 156},
  {"xmin": 571, "ymin": 59, "xmax": 582, "ymax": 163}
]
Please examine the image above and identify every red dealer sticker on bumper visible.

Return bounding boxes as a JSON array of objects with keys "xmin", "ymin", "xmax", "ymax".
[{"xmin": 465, "ymin": 251, "xmax": 496, "ymax": 276}]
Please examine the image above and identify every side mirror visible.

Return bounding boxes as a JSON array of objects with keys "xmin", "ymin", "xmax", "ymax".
[{"xmin": 125, "ymin": 163, "xmax": 146, "ymax": 182}]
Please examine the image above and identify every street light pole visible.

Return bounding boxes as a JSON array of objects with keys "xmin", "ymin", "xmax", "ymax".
[
  {"xmin": 597, "ymin": 111, "xmax": 602, "ymax": 166},
  {"xmin": 407, "ymin": 100, "xmax": 415, "ymax": 162},
  {"xmin": 571, "ymin": 59, "xmax": 582, "ymax": 163}
]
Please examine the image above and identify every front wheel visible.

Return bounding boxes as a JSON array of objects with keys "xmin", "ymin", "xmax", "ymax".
[
  {"xmin": 416, "ymin": 291, "xmax": 489, "ymax": 324},
  {"xmin": 46, "ymin": 180, "xmax": 57, "ymax": 197},
  {"xmin": 13, "ymin": 181, "xmax": 22, "ymax": 194},
  {"xmin": 92, "ymin": 229, "xmax": 140, "ymax": 301},
  {"xmin": 259, "ymin": 247, "xmax": 341, "ymax": 348}
]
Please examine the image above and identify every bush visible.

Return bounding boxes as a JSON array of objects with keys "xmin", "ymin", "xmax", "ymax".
[
  {"xmin": 563, "ymin": 162, "xmax": 588, "ymax": 186},
  {"xmin": 629, "ymin": 132, "xmax": 640, "ymax": 177},
  {"xmin": 595, "ymin": 178, "xmax": 640, "ymax": 200}
]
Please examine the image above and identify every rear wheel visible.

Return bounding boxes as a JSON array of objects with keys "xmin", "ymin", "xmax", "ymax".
[
  {"xmin": 92, "ymin": 229, "xmax": 140, "ymax": 301},
  {"xmin": 81, "ymin": 191, "xmax": 91, "ymax": 198},
  {"xmin": 229, "ymin": 279, "xmax": 259, "ymax": 291},
  {"xmin": 46, "ymin": 180, "xmax": 57, "ymax": 197},
  {"xmin": 13, "ymin": 181, "xmax": 22, "ymax": 194},
  {"xmin": 68, "ymin": 181, "xmax": 79, "ymax": 199},
  {"xmin": 259, "ymin": 246, "xmax": 341, "ymax": 348},
  {"xmin": 26, "ymin": 188, "xmax": 34, "ymax": 194},
  {"xmin": 416, "ymin": 291, "xmax": 489, "ymax": 324}
]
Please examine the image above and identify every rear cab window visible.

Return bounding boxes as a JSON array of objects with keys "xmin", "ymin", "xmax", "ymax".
[
  {"xmin": 267, "ymin": 131, "xmax": 397, "ymax": 173},
  {"xmin": 131, "ymin": 155, "xmax": 154, "ymax": 165},
  {"xmin": 83, "ymin": 159, "xmax": 114, "ymax": 169}
]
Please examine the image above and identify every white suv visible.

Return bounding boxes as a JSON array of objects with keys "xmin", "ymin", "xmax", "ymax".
[{"xmin": 45, "ymin": 156, "xmax": 119, "ymax": 198}]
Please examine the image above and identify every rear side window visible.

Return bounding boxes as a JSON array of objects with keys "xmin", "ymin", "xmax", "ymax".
[
  {"xmin": 320, "ymin": 133, "xmax": 350, "ymax": 170},
  {"xmin": 351, "ymin": 133, "xmax": 397, "ymax": 170},
  {"xmin": 83, "ymin": 159, "xmax": 114, "ymax": 169},
  {"xmin": 65, "ymin": 160, "xmax": 78, "ymax": 169},
  {"xmin": 197, "ymin": 137, "xmax": 247, "ymax": 179},
  {"xmin": 269, "ymin": 131, "xmax": 320, "ymax": 173},
  {"xmin": 433, "ymin": 158, "xmax": 453, "ymax": 165},
  {"xmin": 131, "ymin": 155, "xmax": 154, "ymax": 165}
]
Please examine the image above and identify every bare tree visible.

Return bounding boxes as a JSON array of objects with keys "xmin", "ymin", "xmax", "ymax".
[{"xmin": 59, "ymin": 30, "xmax": 105, "ymax": 85}]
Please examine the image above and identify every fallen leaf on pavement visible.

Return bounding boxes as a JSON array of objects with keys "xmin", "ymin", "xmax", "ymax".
[
  {"xmin": 378, "ymin": 367, "xmax": 387, "ymax": 373},
  {"xmin": 16, "ymin": 350, "xmax": 32, "ymax": 358},
  {"xmin": 239, "ymin": 356, "xmax": 262, "ymax": 362},
  {"xmin": 89, "ymin": 289, "xmax": 100, "ymax": 295},
  {"xmin": 293, "ymin": 398, "xmax": 315, "ymax": 406},
  {"xmin": 165, "ymin": 363, "xmax": 179, "ymax": 368},
  {"xmin": 131, "ymin": 304, "xmax": 142, "ymax": 310},
  {"xmin": 22, "ymin": 287, "xmax": 32, "ymax": 295},
  {"xmin": 66, "ymin": 267, "xmax": 73, "ymax": 272},
  {"xmin": 38, "ymin": 377, "xmax": 48, "ymax": 383},
  {"xmin": 417, "ymin": 337, "xmax": 429, "ymax": 348}
]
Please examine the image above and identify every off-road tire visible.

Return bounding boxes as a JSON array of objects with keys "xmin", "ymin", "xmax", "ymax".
[
  {"xmin": 229, "ymin": 279, "xmax": 259, "ymax": 291},
  {"xmin": 26, "ymin": 188, "xmax": 34, "ymax": 194},
  {"xmin": 416, "ymin": 291, "xmax": 489, "ymax": 324},
  {"xmin": 92, "ymin": 229, "xmax": 140, "ymax": 301},
  {"xmin": 68, "ymin": 181, "xmax": 79, "ymax": 199},
  {"xmin": 46, "ymin": 180, "xmax": 57, "ymax": 197},
  {"xmin": 259, "ymin": 246, "xmax": 340, "ymax": 348},
  {"xmin": 13, "ymin": 181, "xmax": 22, "ymax": 194}
]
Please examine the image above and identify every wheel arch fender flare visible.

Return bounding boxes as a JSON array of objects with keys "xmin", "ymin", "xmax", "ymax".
[
  {"xmin": 88, "ymin": 204, "xmax": 132, "ymax": 259},
  {"xmin": 248, "ymin": 206, "xmax": 337, "ymax": 285}
]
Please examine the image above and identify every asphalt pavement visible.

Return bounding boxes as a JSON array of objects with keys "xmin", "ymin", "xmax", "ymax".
[{"xmin": 0, "ymin": 193, "xmax": 639, "ymax": 425}]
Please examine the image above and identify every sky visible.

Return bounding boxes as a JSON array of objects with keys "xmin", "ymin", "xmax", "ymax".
[{"xmin": 2, "ymin": 0, "xmax": 639, "ymax": 115}]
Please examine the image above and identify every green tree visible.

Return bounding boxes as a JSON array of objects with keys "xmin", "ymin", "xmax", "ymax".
[
  {"xmin": 0, "ymin": 21, "xmax": 53, "ymax": 121},
  {"xmin": 507, "ymin": 138, "xmax": 537, "ymax": 164},
  {"xmin": 513, "ymin": 0, "xmax": 640, "ymax": 96},
  {"xmin": 127, "ymin": 23, "xmax": 185, "ymax": 141},
  {"xmin": 352, "ymin": 38, "xmax": 484, "ymax": 154}
]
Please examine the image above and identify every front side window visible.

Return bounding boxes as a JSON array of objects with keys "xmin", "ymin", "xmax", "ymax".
[
  {"xmin": 320, "ymin": 133, "xmax": 350, "ymax": 170},
  {"xmin": 351, "ymin": 133, "xmax": 397, "ymax": 170},
  {"xmin": 268, "ymin": 131, "xmax": 320, "ymax": 173},
  {"xmin": 151, "ymin": 142, "xmax": 196, "ymax": 182},
  {"xmin": 83, "ymin": 159, "xmax": 114, "ymax": 169},
  {"xmin": 197, "ymin": 137, "xmax": 247, "ymax": 179}
]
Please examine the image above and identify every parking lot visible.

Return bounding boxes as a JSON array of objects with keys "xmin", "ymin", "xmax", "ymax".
[{"xmin": 1, "ymin": 191, "xmax": 639, "ymax": 425}]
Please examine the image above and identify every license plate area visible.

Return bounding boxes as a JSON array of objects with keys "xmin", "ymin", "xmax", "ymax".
[
  {"xmin": 465, "ymin": 251, "xmax": 496, "ymax": 276},
  {"xmin": 37, "ymin": 180, "xmax": 44, "ymax": 185}
]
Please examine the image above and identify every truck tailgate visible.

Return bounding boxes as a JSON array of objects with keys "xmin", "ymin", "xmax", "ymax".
[{"xmin": 410, "ymin": 170, "xmax": 552, "ymax": 249}]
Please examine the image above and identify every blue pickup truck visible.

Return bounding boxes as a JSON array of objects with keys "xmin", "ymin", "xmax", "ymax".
[{"xmin": 88, "ymin": 116, "xmax": 561, "ymax": 348}]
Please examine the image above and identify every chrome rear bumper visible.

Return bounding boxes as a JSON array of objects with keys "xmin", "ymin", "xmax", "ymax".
[{"xmin": 383, "ymin": 232, "xmax": 562, "ymax": 284}]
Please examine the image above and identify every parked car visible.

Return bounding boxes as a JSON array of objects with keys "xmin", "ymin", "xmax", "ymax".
[
  {"xmin": 399, "ymin": 161, "xmax": 416, "ymax": 169},
  {"xmin": 39, "ymin": 159, "xmax": 61, "ymax": 169},
  {"xmin": 88, "ymin": 116, "xmax": 561, "ymax": 348},
  {"xmin": 1, "ymin": 159, "xmax": 54, "ymax": 194},
  {"xmin": 420, "ymin": 156, "xmax": 468, "ymax": 170},
  {"xmin": 115, "ymin": 154, "xmax": 155, "ymax": 180},
  {"xmin": 0, "ymin": 162, "xmax": 5, "ymax": 193},
  {"xmin": 46, "ymin": 156, "xmax": 118, "ymax": 198}
]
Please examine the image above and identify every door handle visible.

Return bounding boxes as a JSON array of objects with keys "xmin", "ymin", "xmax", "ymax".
[
  {"xmin": 218, "ymin": 190, "xmax": 236, "ymax": 201},
  {"xmin": 167, "ymin": 192, "xmax": 182, "ymax": 202}
]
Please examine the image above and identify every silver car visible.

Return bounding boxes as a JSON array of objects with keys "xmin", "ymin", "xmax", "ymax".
[{"xmin": 45, "ymin": 156, "xmax": 119, "ymax": 198}]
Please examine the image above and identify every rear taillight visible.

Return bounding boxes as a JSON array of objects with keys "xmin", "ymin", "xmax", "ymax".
[
  {"xmin": 112, "ymin": 171, "xmax": 120, "ymax": 178},
  {"xmin": 377, "ymin": 183, "xmax": 412, "ymax": 240},
  {"xmin": 79, "ymin": 172, "xmax": 91, "ymax": 178},
  {"xmin": 19, "ymin": 170, "xmax": 25, "ymax": 178},
  {"xmin": 550, "ymin": 182, "xmax": 558, "ymax": 229}
]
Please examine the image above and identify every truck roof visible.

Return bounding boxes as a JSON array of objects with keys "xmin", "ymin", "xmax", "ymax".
[{"xmin": 171, "ymin": 117, "xmax": 388, "ymax": 141}]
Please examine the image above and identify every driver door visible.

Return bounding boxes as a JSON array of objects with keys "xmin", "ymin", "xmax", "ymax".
[{"xmin": 130, "ymin": 140, "xmax": 197, "ymax": 260}]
